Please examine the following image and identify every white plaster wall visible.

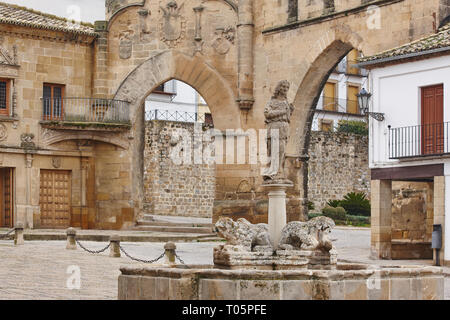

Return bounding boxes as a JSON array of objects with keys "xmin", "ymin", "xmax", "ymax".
[
  {"xmin": 369, "ymin": 55, "xmax": 450, "ymax": 168},
  {"xmin": 144, "ymin": 80, "xmax": 208, "ymax": 121}
]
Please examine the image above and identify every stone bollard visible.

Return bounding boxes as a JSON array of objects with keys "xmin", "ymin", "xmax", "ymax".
[
  {"xmin": 66, "ymin": 228, "xmax": 77, "ymax": 250},
  {"xmin": 14, "ymin": 222, "xmax": 24, "ymax": 246},
  {"xmin": 110, "ymin": 235, "xmax": 121, "ymax": 258},
  {"xmin": 164, "ymin": 242, "xmax": 176, "ymax": 266}
]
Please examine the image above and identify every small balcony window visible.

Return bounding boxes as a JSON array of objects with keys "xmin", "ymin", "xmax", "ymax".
[
  {"xmin": 0, "ymin": 79, "xmax": 11, "ymax": 116},
  {"xmin": 43, "ymin": 84, "xmax": 65, "ymax": 120}
]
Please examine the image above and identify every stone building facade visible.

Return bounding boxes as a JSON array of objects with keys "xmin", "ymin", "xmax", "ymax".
[
  {"xmin": 0, "ymin": 0, "xmax": 447, "ymax": 230},
  {"xmin": 307, "ymin": 131, "xmax": 370, "ymax": 211}
]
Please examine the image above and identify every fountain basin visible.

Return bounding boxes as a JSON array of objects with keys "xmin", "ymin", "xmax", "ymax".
[{"xmin": 118, "ymin": 264, "xmax": 444, "ymax": 300}]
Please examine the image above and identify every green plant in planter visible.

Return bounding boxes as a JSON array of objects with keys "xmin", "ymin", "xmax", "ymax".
[{"xmin": 339, "ymin": 192, "xmax": 371, "ymax": 217}]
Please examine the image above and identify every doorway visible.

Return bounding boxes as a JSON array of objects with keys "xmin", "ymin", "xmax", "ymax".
[
  {"xmin": 39, "ymin": 170, "xmax": 71, "ymax": 228},
  {"xmin": 0, "ymin": 168, "xmax": 14, "ymax": 228},
  {"xmin": 421, "ymin": 84, "xmax": 444, "ymax": 155}
]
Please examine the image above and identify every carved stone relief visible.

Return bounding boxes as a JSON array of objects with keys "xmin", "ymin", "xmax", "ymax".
[
  {"xmin": 212, "ymin": 26, "xmax": 235, "ymax": 55},
  {"xmin": 119, "ymin": 30, "xmax": 133, "ymax": 60},
  {"xmin": 0, "ymin": 123, "xmax": 7, "ymax": 141},
  {"xmin": 160, "ymin": 1, "xmax": 186, "ymax": 48},
  {"xmin": 52, "ymin": 157, "xmax": 62, "ymax": 169},
  {"xmin": 21, "ymin": 133, "xmax": 36, "ymax": 150}
]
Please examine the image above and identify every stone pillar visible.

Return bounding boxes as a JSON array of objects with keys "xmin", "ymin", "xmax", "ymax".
[
  {"xmin": 164, "ymin": 242, "xmax": 177, "ymax": 266},
  {"xmin": 24, "ymin": 153, "xmax": 34, "ymax": 229},
  {"xmin": 93, "ymin": 21, "xmax": 109, "ymax": 98},
  {"xmin": 14, "ymin": 222, "xmax": 24, "ymax": 246},
  {"xmin": 264, "ymin": 184, "xmax": 293, "ymax": 249},
  {"xmin": 370, "ymin": 180, "xmax": 392, "ymax": 259},
  {"xmin": 110, "ymin": 235, "xmax": 121, "ymax": 258},
  {"xmin": 237, "ymin": 0, "xmax": 254, "ymax": 110},
  {"xmin": 66, "ymin": 228, "xmax": 77, "ymax": 250},
  {"xmin": 435, "ymin": 176, "xmax": 447, "ymax": 265}
]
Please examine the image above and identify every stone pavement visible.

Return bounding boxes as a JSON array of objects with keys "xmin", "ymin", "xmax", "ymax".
[{"xmin": 0, "ymin": 227, "xmax": 447, "ymax": 300}]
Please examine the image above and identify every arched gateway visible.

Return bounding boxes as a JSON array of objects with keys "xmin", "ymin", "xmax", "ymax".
[{"xmin": 98, "ymin": 0, "xmax": 449, "ymax": 227}]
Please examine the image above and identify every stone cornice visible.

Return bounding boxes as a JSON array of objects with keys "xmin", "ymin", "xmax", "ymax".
[{"xmin": 262, "ymin": 0, "xmax": 405, "ymax": 35}]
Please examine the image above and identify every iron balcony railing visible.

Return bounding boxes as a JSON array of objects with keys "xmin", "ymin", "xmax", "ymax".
[
  {"xmin": 42, "ymin": 98, "xmax": 130, "ymax": 123},
  {"xmin": 388, "ymin": 122, "xmax": 450, "ymax": 159},
  {"xmin": 146, "ymin": 109, "xmax": 214, "ymax": 125},
  {"xmin": 318, "ymin": 97, "xmax": 363, "ymax": 115}
]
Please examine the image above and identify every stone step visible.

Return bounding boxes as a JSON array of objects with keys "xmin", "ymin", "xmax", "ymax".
[
  {"xmin": 133, "ymin": 225, "xmax": 215, "ymax": 234},
  {"xmin": 137, "ymin": 220, "xmax": 214, "ymax": 228}
]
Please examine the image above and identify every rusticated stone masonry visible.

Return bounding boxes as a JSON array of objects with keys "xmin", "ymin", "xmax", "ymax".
[
  {"xmin": 143, "ymin": 120, "xmax": 215, "ymax": 218},
  {"xmin": 307, "ymin": 131, "xmax": 370, "ymax": 211}
]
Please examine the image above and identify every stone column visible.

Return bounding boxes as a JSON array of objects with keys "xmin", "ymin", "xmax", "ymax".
[
  {"xmin": 264, "ymin": 183, "xmax": 293, "ymax": 249},
  {"xmin": 93, "ymin": 21, "xmax": 109, "ymax": 98},
  {"xmin": 237, "ymin": 0, "xmax": 254, "ymax": 110},
  {"xmin": 370, "ymin": 179, "xmax": 392, "ymax": 259},
  {"xmin": 24, "ymin": 153, "xmax": 34, "ymax": 229},
  {"xmin": 435, "ymin": 176, "xmax": 447, "ymax": 265}
]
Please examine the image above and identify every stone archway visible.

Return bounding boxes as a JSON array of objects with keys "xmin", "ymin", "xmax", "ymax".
[
  {"xmin": 283, "ymin": 26, "xmax": 364, "ymax": 217},
  {"xmin": 287, "ymin": 26, "xmax": 364, "ymax": 156},
  {"xmin": 113, "ymin": 49, "xmax": 241, "ymax": 220}
]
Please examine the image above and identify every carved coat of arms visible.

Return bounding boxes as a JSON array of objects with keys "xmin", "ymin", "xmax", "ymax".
[
  {"xmin": 119, "ymin": 30, "xmax": 133, "ymax": 60},
  {"xmin": 212, "ymin": 27, "xmax": 235, "ymax": 55},
  {"xmin": 160, "ymin": 1, "xmax": 186, "ymax": 48}
]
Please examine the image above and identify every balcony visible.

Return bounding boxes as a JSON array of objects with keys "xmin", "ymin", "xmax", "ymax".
[
  {"xmin": 389, "ymin": 122, "xmax": 450, "ymax": 159},
  {"xmin": 317, "ymin": 97, "xmax": 364, "ymax": 116},
  {"xmin": 40, "ymin": 98, "xmax": 131, "ymax": 131}
]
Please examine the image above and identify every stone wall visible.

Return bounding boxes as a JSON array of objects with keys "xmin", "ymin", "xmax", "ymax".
[
  {"xmin": 143, "ymin": 120, "xmax": 215, "ymax": 218},
  {"xmin": 307, "ymin": 131, "xmax": 370, "ymax": 211},
  {"xmin": 391, "ymin": 181, "xmax": 434, "ymax": 260}
]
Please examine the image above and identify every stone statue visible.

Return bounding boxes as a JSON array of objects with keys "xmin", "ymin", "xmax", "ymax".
[
  {"xmin": 215, "ymin": 217, "xmax": 273, "ymax": 252},
  {"xmin": 278, "ymin": 216, "xmax": 336, "ymax": 252},
  {"xmin": 263, "ymin": 80, "xmax": 294, "ymax": 184}
]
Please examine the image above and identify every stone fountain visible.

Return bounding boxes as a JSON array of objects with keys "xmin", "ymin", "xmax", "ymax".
[{"xmin": 118, "ymin": 81, "xmax": 444, "ymax": 300}]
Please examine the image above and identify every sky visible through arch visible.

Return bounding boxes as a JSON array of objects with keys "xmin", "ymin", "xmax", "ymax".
[{"xmin": 0, "ymin": 0, "xmax": 104, "ymax": 23}]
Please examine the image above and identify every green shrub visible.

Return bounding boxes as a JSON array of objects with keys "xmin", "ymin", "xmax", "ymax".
[
  {"xmin": 339, "ymin": 192, "xmax": 371, "ymax": 216},
  {"xmin": 308, "ymin": 213, "xmax": 322, "ymax": 220},
  {"xmin": 307, "ymin": 201, "xmax": 315, "ymax": 211},
  {"xmin": 322, "ymin": 206, "xmax": 347, "ymax": 221},
  {"xmin": 326, "ymin": 199, "xmax": 342, "ymax": 208},
  {"xmin": 337, "ymin": 120, "xmax": 368, "ymax": 136},
  {"xmin": 346, "ymin": 215, "xmax": 370, "ymax": 225}
]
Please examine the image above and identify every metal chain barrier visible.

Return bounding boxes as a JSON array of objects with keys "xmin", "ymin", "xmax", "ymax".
[
  {"xmin": 76, "ymin": 239, "xmax": 111, "ymax": 254},
  {"xmin": 0, "ymin": 229, "xmax": 15, "ymax": 240},
  {"xmin": 119, "ymin": 245, "xmax": 166, "ymax": 264},
  {"xmin": 175, "ymin": 252, "xmax": 191, "ymax": 269}
]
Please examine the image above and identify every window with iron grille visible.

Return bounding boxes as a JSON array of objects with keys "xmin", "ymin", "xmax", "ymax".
[{"xmin": 0, "ymin": 79, "xmax": 10, "ymax": 116}]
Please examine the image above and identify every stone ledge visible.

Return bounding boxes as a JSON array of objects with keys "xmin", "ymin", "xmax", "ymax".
[{"xmin": 40, "ymin": 121, "xmax": 131, "ymax": 132}]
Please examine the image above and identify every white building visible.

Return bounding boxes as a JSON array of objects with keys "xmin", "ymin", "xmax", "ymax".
[
  {"xmin": 145, "ymin": 80, "xmax": 212, "ymax": 124},
  {"xmin": 312, "ymin": 49, "xmax": 368, "ymax": 132},
  {"xmin": 359, "ymin": 22, "xmax": 450, "ymax": 265}
]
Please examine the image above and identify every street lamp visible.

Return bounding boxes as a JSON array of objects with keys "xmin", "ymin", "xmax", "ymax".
[{"xmin": 357, "ymin": 88, "xmax": 385, "ymax": 121}]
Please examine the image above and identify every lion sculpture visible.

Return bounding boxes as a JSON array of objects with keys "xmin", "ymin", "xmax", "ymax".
[
  {"xmin": 215, "ymin": 217, "xmax": 273, "ymax": 252},
  {"xmin": 278, "ymin": 216, "xmax": 336, "ymax": 252}
]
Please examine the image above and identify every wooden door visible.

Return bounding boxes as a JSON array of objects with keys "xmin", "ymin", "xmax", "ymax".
[
  {"xmin": 323, "ymin": 82, "xmax": 336, "ymax": 111},
  {"xmin": 347, "ymin": 85, "xmax": 360, "ymax": 114},
  {"xmin": 40, "ymin": 170, "xmax": 71, "ymax": 228},
  {"xmin": 0, "ymin": 168, "xmax": 13, "ymax": 228},
  {"xmin": 421, "ymin": 84, "xmax": 444, "ymax": 155}
]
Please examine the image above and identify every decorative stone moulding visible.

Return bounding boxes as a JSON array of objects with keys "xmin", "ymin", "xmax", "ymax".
[{"xmin": 105, "ymin": 0, "xmax": 145, "ymax": 21}]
